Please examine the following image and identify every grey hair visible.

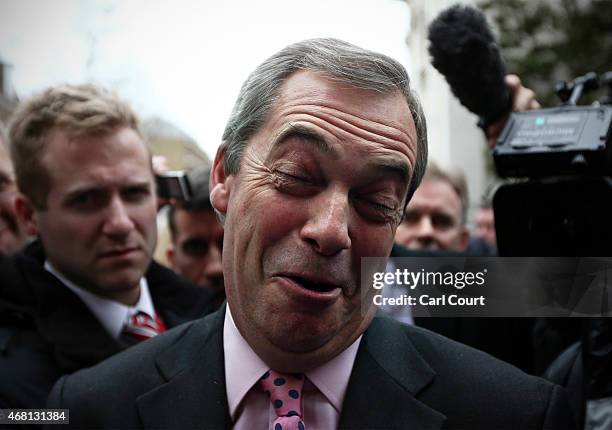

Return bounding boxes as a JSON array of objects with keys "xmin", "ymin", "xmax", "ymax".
[
  {"xmin": 424, "ymin": 161, "xmax": 469, "ymax": 225},
  {"xmin": 220, "ymin": 38, "xmax": 428, "ymax": 204}
]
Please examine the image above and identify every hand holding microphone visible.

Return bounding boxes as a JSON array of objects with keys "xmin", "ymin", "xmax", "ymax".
[{"xmin": 486, "ymin": 74, "xmax": 541, "ymax": 148}]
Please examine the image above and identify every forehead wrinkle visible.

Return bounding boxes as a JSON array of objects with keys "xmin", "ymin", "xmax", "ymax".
[
  {"xmin": 306, "ymin": 105, "xmax": 418, "ymax": 189},
  {"xmin": 286, "ymin": 101, "xmax": 415, "ymax": 150},
  {"xmin": 269, "ymin": 122, "xmax": 339, "ymax": 157}
]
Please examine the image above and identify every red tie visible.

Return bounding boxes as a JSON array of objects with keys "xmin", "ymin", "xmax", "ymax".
[
  {"xmin": 259, "ymin": 370, "xmax": 306, "ymax": 430},
  {"xmin": 120, "ymin": 311, "xmax": 166, "ymax": 344}
]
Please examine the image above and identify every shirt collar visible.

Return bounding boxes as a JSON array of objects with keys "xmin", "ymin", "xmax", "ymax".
[
  {"xmin": 223, "ymin": 306, "xmax": 362, "ymax": 418},
  {"xmin": 305, "ymin": 332, "xmax": 361, "ymax": 412},
  {"xmin": 224, "ymin": 306, "xmax": 270, "ymax": 420},
  {"xmin": 44, "ymin": 260, "xmax": 154, "ymax": 339}
]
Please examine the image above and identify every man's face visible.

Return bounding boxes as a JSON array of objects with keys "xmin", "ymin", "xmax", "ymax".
[
  {"xmin": 395, "ymin": 178, "xmax": 468, "ymax": 251},
  {"xmin": 212, "ymin": 70, "xmax": 417, "ymax": 370},
  {"xmin": 31, "ymin": 126, "xmax": 157, "ymax": 305},
  {"xmin": 0, "ymin": 139, "xmax": 28, "ymax": 257},
  {"xmin": 167, "ymin": 207, "xmax": 224, "ymax": 292},
  {"xmin": 474, "ymin": 207, "xmax": 496, "ymax": 248}
]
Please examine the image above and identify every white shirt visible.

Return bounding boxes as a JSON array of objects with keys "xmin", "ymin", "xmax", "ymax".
[
  {"xmin": 44, "ymin": 260, "xmax": 155, "ymax": 339},
  {"xmin": 224, "ymin": 306, "xmax": 362, "ymax": 430}
]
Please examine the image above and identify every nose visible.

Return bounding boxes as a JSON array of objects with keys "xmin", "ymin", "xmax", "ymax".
[
  {"xmin": 414, "ymin": 216, "xmax": 435, "ymax": 238},
  {"xmin": 411, "ymin": 216, "xmax": 440, "ymax": 249},
  {"xmin": 102, "ymin": 196, "xmax": 135, "ymax": 238},
  {"xmin": 300, "ymin": 190, "xmax": 351, "ymax": 256}
]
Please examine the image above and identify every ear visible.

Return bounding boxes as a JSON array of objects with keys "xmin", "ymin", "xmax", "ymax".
[
  {"xmin": 209, "ymin": 146, "xmax": 232, "ymax": 217},
  {"xmin": 15, "ymin": 194, "xmax": 39, "ymax": 237}
]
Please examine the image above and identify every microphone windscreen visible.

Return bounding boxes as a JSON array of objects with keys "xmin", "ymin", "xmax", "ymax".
[{"xmin": 428, "ymin": 4, "xmax": 511, "ymax": 125}]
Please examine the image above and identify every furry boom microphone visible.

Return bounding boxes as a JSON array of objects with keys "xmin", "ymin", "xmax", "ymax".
[{"xmin": 427, "ymin": 4, "xmax": 512, "ymax": 128}]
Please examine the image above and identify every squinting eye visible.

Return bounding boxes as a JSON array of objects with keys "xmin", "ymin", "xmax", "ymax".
[
  {"xmin": 71, "ymin": 194, "xmax": 92, "ymax": 205},
  {"xmin": 432, "ymin": 214, "xmax": 455, "ymax": 229},
  {"xmin": 370, "ymin": 201, "xmax": 394, "ymax": 213},
  {"xmin": 403, "ymin": 211, "xmax": 419, "ymax": 224},
  {"xmin": 354, "ymin": 196, "xmax": 400, "ymax": 224},
  {"xmin": 122, "ymin": 186, "xmax": 151, "ymax": 202},
  {"xmin": 67, "ymin": 192, "xmax": 105, "ymax": 211},
  {"xmin": 182, "ymin": 239, "xmax": 210, "ymax": 257},
  {"xmin": 278, "ymin": 171, "xmax": 310, "ymax": 183},
  {"xmin": 273, "ymin": 170, "xmax": 317, "ymax": 196}
]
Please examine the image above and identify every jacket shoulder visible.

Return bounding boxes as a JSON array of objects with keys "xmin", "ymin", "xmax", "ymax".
[
  {"xmin": 47, "ymin": 310, "xmax": 224, "ymax": 427},
  {"xmin": 368, "ymin": 317, "xmax": 576, "ymax": 429},
  {"xmin": 50, "ymin": 320, "xmax": 196, "ymax": 401},
  {"xmin": 0, "ymin": 326, "xmax": 62, "ymax": 409}
]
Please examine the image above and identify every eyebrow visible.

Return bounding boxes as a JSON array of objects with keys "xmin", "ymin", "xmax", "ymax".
[
  {"xmin": 64, "ymin": 180, "xmax": 152, "ymax": 199},
  {"xmin": 272, "ymin": 123, "xmax": 412, "ymax": 188},
  {"xmin": 272, "ymin": 124, "xmax": 337, "ymax": 156},
  {"xmin": 365, "ymin": 158, "xmax": 411, "ymax": 190}
]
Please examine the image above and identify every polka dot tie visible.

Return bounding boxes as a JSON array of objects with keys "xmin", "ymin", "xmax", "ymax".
[{"xmin": 259, "ymin": 370, "xmax": 306, "ymax": 430}]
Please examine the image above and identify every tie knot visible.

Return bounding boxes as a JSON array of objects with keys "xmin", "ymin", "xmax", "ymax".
[
  {"xmin": 120, "ymin": 311, "xmax": 165, "ymax": 343},
  {"xmin": 260, "ymin": 370, "xmax": 305, "ymax": 429}
]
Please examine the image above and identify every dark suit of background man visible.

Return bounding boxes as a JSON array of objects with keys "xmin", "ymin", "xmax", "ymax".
[
  {"xmin": 0, "ymin": 84, "xmax": 215, "ymax": 410},
  {"xmin": 48, "ymin": 38, "xmax": 574, "ymax": 429}
]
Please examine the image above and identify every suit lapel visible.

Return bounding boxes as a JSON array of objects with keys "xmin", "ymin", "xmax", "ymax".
[
  {"xmin": 23, "ymin": 255, "xmax": 123, "ymax": 371},
  {"xmin": 137, "ymin": 308, "xmax": 231, "ymax": 430},
  {"xmin": 339, "ymin": 316, "xmax": 446, "ymax": 430},
  {"xmin": 133, "ymin": 306, "xmax": 446, "ymax": 429}
]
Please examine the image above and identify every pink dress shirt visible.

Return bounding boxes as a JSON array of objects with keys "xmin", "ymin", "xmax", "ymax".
[{"xmin": 224, "ymin": 306, "xmax": 362, "ymax": 430}]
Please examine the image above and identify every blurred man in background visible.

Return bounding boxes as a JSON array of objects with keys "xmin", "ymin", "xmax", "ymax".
[
  {"xmin": 0, "ymin": 122, "xmax": 29, "ymax": 257},
  {"xmin": 394, "ymin": 161, "xmax": 469, "ymax": 252},
  {"xmin": 473, "ymin": 202, "xmax": 497, "ymax": 251},
  {"xmin": 0, "ymin": 84, "xmax": 215, "ymax": 409},
  {"xmin": 167, "ymin": 166, "xmax": 225, "ymax": 304}
]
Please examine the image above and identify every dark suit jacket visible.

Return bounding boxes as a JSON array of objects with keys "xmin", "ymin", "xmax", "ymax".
[
  {"xmin": 0, "ymin": 241, "xmax": 216, "ymax": 410},
  {"xmin": 48, "ymin": 306, "xmax": 575, "ymax": 429},
  {"xmin": 389, "ymin": 243, "xmax": 538, "ymax": 373}
]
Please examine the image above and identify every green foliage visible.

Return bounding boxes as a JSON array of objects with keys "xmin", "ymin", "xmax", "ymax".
[{"xmin": 478, "ymin": 0, "xmax": 612, "ymax": 107}]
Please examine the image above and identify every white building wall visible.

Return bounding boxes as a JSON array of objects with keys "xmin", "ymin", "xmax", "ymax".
[{"xmin": 406, "ymin": 0, "xmax": 491, "ymax": 222}]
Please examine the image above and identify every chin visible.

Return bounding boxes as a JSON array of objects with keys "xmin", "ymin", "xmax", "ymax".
[
  {"xmin": 99, "ymin": 271, "xmax": 143, "ymax": 291},
  {"xmin": 410, "ymin": 243, "xmax": 441, "ymax": 251},
  {"xmin": 264, "ymin": 314, "xmax": 338, "ymax": 354},
  {"xmin": 270, "ymin": 333, "xmax": 330, "ymax": 354}
]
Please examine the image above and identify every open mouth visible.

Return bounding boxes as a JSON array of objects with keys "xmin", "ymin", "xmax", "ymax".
[{"xmin": 285, "ymin": 275, "xmax": 339, "ymax": 294}]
